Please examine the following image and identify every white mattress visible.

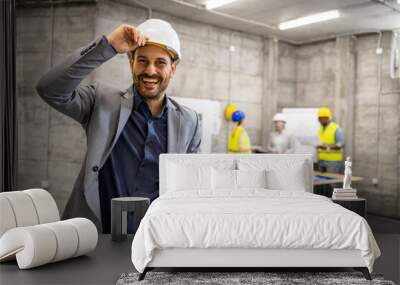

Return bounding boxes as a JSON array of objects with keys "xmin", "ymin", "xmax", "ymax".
[{"xmin": 131, "ymin": 190, "xmax": 380, "ymax": 273}]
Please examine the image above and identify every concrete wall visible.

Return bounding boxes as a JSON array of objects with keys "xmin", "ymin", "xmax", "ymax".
[
  {"xmin": 92, "ymin": 1, "xmax": 265, "ymax": 153},
  {"xmin": 277, "ymin": 42, "xmax": 297, "ymax": 109},
  {"xmin": 295, "ymin": 40, "xmax": 336, "ymax": 109},
  {"xmin": 261, "ymin": 40, "xmax": 297, "ymax": 146},
  {"xmin": 291, "ymin": 33, "xmax": 400, "ymax": 218},
  {"xmin": 352, "ymin": 33, "xmax": 400, "ymax": 218},
  {"xmin": 16, "ymin": 5, "xmax": 94, "ymax": 212},
  {"xmin": 16, "ymin": 1, "xmax": 265, "ymax": 212},
  {"xmin": 16, "ymin": 2, "xmax": 399, "ymax": 218}
]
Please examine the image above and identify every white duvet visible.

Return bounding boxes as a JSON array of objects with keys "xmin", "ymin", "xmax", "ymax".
[{"xmin": 131, "ymin": 190, "xmax": 380, "ymax": 273}]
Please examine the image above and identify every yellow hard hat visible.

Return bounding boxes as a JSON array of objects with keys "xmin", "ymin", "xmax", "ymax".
[
  {"xmin": 224, "ymin": 104, "xmax": 238, "ymax": 121},
  {"xmin": 318, "ymin": 107, "xmax": 332, "ymax": 118}
]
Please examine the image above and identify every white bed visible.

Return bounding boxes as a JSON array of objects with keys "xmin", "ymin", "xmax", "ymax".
[{"xmin": 131, "ymin": 154, "xmax": 380, "ymax": 280}]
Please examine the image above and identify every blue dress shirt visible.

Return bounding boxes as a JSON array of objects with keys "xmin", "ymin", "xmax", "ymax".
[{"xmin": 98, "ymin": 87, "xmax": 168, "ymax": 233}]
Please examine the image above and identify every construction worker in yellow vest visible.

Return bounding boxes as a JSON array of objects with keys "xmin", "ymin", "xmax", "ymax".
[
  {"xmin": 228, "ymin": 110, "xmax": 252, "ymax": 154},
  {"xmin": 317, "ymin": 107, "xmax": 344, "ymax": 173}
]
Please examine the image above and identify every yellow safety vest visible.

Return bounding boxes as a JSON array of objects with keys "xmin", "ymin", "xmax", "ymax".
[
  {"xmin": 318, "ymin": 122, "xmax": 344, "ymax": 162},
  {"xmin": 228, "ymin": 125, "xmax": 251, "ymax": 154}
]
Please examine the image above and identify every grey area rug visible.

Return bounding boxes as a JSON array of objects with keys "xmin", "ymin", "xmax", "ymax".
[{"xmin": 116, "ymin": 272, "xmax": 396, "ymax": 285}]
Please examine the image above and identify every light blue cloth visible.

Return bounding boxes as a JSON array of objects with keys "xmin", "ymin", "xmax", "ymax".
[{"xmin": 334, "ymin": 127, "xmax": 345, "ymax": 147}]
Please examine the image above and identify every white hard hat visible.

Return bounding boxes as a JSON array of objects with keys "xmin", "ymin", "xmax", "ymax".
[
  {"xmin": 272, "ymin": 113, "xmax": 286, "ymax": 122},
  {"xmin": 137, "ymin": 19, "xmax": 181, "ymax": 62}
]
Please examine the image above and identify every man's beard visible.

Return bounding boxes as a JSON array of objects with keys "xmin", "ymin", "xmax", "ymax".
[{"xmin": 133, "ymin": 72, "xmax": 169, "ymax": 101}]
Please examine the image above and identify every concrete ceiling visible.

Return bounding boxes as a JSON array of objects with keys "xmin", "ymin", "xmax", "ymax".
[{"xmin": 124, "ymin": 0, "xmax": 400, "ymax": 44}]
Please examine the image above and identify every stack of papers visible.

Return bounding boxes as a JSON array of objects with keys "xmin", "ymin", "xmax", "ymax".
[{"xmin": 332, "ymin": 188, "xmax": 358, "ymax": 199}]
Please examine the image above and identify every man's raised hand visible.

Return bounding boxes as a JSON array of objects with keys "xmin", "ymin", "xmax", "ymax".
[{"xmin": 107, "ymin": 24, "xmax": 148, "ymax": 54}]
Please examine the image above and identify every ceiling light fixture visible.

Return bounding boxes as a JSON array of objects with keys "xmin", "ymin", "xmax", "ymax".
[
  {"xmin": 279, "ymin": 10, "xmax": 341, "ymax": 30},
  {"xmin": 205, "ymin": 0, "xmax": 238, "ymax": 10}
]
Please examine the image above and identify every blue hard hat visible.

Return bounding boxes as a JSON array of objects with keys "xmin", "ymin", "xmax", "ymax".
[{"xmin": 232, "ymin": 110, "xmax": 245, "ymax": 122}]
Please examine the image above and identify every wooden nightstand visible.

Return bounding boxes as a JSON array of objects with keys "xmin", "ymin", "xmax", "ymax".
[{"xmin": 331, "ymin": 198, "xmax": 367, "ymax": 218}]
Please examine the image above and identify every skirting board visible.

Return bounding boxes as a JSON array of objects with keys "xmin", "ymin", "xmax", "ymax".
[{"xmin": 147, "ymin": 248, "xmax": 366, "ymax": 268}]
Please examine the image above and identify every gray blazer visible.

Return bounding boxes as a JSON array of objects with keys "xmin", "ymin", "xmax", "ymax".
[{"xmin": 36, "ymin": 36, "xmax": 201, "ymax": 230}]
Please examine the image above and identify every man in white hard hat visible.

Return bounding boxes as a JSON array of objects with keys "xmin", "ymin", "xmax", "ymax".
[
  {"xmin": 267, "ymin": 113, "xmax": 297, "ymax": 154},
  {"xmin": 36, "ymin": 19, "xmax": 201, "ymax": 233}
]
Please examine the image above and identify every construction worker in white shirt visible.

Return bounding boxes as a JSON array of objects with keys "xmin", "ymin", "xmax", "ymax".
[
  {"xmin": 267, "ymin": 113, "xmax": 297, "ymax": 154},
  {"xmin": 317, "ymin": 107, "xmax": 345, "ymax": 173},
  {"xmin": 228, "ymin": 110, "xmax": 252, "ymax": 154}
]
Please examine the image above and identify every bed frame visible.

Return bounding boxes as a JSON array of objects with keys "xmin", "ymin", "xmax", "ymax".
[
  {"xmin": 138, "ymin": 154, "xmax": 372, "ymax": 281},
  {"xmin": 139, "ymin": 248, "xmax": 371, "ymax": 280}
]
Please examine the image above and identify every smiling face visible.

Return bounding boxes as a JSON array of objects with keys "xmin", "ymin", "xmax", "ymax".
[{"xmin": 129, "ymin": 44, "xmax": 176, "ymax": 101}]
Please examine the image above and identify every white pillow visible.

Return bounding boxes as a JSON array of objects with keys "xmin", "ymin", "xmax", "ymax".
[
  {"xmin": 211, "ymin": 168, "xmax": 237, "ymax": 190},
  {"xmin": 236, "ymin": 169, "xmax": 267, "ymax": 189},
  {"xmin": 167, "ymin": 162, "xmax": 212, "ymax": 191},
  {"xmin": 211, "ymin": 169, "xmax": 267, "ymax": 190},
  {"xmin": 266, "ymin": 161, "xmax": 307, "ymax": 191}
]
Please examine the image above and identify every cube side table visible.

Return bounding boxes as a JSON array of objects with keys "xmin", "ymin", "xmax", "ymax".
[
  {"xmin": 331, "ymin": 197, "xmax": 367, "ymax": 218},
  {"xmin": 111, "ymin": 197, "xmax": 150, "ymax": 242}
]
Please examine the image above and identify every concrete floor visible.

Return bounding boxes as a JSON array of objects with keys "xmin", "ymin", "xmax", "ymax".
[
  {"xmin": 0, "ymin": 215, "xmax": 398, "ymax": 284},
  {"xmin": 368, "ymin": 214, "xmax": 400, "ymax": 284},
  {"xmin": 0, "ymin": 235, "xmax": 135, "ymax": 284}
]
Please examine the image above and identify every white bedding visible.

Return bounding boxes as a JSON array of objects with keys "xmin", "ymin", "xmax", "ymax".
[{"xmin": 131, "ymin": 190, "xmax": 380, "ymax": 273}]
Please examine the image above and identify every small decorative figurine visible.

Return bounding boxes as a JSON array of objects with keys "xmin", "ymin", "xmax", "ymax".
[{"xmin": 343, "ymin": 157, "xmax": 352, "ymax": 189}]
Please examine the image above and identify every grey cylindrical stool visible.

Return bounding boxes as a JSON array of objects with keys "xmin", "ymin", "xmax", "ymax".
[{"xmin": 111, "ymin": 197, "xmax": 150, "ymax": 242}]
